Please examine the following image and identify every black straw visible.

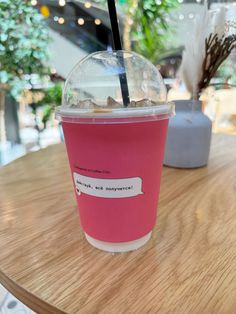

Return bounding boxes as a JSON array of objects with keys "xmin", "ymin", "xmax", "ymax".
[{"xmin": 107, "ymin": 0, "xmax": 130, "ymax": 107}]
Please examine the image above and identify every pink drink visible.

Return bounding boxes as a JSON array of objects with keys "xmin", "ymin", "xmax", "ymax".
[
  {"xmin": 56, "ymin": 50, "xmax": 173, "ymax": 251},
  {"xmin": 61, "ymin": 114, "xmax": 169, "ymax": 249}
]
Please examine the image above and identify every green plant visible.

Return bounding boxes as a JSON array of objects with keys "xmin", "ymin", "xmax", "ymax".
[
  {"xmin": 93, "ymin": 0, "xmax": 178, "ymax": 62},
  {"xmin": 31, "ymin": 83, "xmax": 62, "ymax": 131},
  {"xmin": 26, "ymin": 83, "xmax": 62, "ymax": 147},
  {"xmin": 124, "ymin": 0, "xmax": 178, "ymax": 62},
  {"xmin": 0, "ymin": 0, "xmax": 50, "ymax": 97},
  {"xmin": 39, "ymin": 83, "xmax": 63, "ymax": 127},
  {"xmin": 0, "ymin": 0, "xmax": 51, "ymax": 144},
  {"xmin": 39, "ymin": 83, "xmax": 62, "ymax": 107}
]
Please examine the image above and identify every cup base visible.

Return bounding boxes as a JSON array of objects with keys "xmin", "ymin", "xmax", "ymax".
[{"xmin": 85, "ymin": 232, "xmax": 152, "ymax": 253}]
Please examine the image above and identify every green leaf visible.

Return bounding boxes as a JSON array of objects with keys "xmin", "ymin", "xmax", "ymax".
[{"xmin": 0, "ymin": 0, "xmax": 51, "ymax": 96}]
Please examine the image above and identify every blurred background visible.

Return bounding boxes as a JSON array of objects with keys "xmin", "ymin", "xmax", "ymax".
[
  {"xmin": 0, "ymin": 1, "xmax": 235, "ymax": 312},
  {"xmin": 0, "ymin": 0, "xmax": 236, "ymax": 166}
]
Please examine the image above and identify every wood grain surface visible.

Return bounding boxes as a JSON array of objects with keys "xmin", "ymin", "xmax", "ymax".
[{"xmin": 0, "ymin": 134, "xmax": 236, "ymax": 314}]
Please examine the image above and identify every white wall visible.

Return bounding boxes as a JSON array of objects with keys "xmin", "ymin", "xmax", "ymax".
[
  {"xmin": 170, "ymin": 4, "xmax": 204, "ymax": 48},
  {"xmin": 48, "ymin": 29, "xmax": 87, "ymax": 78},
  {"xmin": 170, "ymin": 3, "xmax": 236, "ymax": 48}
]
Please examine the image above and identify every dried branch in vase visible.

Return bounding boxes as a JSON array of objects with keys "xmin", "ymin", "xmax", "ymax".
[
  {"xmin": 180, "ymin": 5, "xmax": 236, "ymax": 100},
  {"xmin": 198, "ymin": 34, "xmax": 236, "ymax": 95}
]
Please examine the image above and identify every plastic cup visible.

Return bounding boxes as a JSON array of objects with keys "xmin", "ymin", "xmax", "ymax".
[{"xmin": 56, "ymin": 51, "xmax": 174, "ymax": 252}]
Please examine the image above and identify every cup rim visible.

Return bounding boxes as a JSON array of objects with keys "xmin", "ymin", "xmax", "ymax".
[{"xmin": 56, "ymin": 102, "xmax": 174, "ymax": 123}]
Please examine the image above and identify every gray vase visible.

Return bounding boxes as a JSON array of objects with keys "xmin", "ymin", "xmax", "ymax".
[{"xmin": 164, "ymin": 100, "xmax": 212, "ymax": 168}]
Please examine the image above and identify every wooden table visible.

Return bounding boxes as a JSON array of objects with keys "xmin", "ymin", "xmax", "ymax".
[{"xmin": 0, "ymin": 134, "xmax": 236, "ymax": 313}]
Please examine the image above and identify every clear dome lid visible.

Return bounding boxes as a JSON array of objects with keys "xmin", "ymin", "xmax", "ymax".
[{"xmin": 56, "ymin": 50, "xmax": 174, "ymax": 122}]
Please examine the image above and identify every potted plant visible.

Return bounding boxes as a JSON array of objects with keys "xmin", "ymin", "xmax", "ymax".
[
  {"xmin": 164, "ymin": 5, "xmax": 236, "ymax": 168},
  {"xmin": 23, "ymin": 83, "xmax": 63, "ymax": 148},
  {"xmin": 121, "ymin": 0, "xmax": 179, "ymax": 62},
  {"xmin": 94, "ymin": 0, "xmax": 179, "ymax": 62},
  {"xmin": 0, "ymin": 0, "xmax": 50, "ymax": 149}
]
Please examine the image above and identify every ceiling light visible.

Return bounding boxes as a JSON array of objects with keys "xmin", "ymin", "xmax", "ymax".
[
  {"xmin": 84, "ymin": 2, "xmax": 92, "ymax": 9},
  {"xmin": 94, "ymin": 18, "xmax": 101, "ymax": 25},
  {"xmin": 58, "ymin": 17, "xmax": 65, "ymax": 24},
  {"xmin": 78, "ymin": 18, "xmax": 85, "ymax": 25},
  {"xmin": 59, "ymin": 0, "xmax": 66, "ymax": 7}
]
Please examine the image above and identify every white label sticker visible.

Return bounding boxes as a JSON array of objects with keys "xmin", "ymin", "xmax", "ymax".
[{"xmin": 73, "ymin": 173, "xmax": 143, "ymax": 198}]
